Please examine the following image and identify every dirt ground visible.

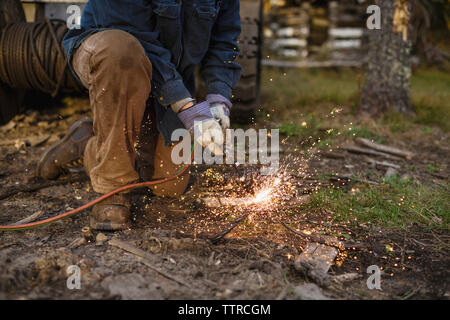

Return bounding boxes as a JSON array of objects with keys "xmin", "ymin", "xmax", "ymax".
[{"xmin": 0, "ymin": 98, "xmax": 448, "ymax": 300}]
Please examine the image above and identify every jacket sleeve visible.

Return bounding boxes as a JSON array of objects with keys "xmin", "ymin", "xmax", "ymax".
[
  {"xmin": 141, "ymin": 34, "xmax": 192, "ymax": 107},
  {"xmin": 63, "ymin": 0, "xmax": 191, "ymax": 107},
  {"xmin": 200, "ymin": 0, "xmax": 242, "ymax": 101}
]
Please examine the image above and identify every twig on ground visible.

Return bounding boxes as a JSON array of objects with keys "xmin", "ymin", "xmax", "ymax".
[
  {"xmin": 355, "ymin": 138, "xmax": 414, "ymax": 160},
  {"xmin": 108, "ymin": 239, "xmax": 192, "ymax": 288},
  {"xmin": 430, "ymin": 231, "xmax": 450, "ymax": 248},
  {"xmin": 9, "ymin": 210, "xmax": 44, "ymax": 226},
  {"xmin": 365, "ymin": 157, "xmax": 401, "ymax": 169},
  {"xmin": 400, "ymin": 286, "xmax": 422, "ymax": 300},
  {"xmin": 410, "ymin": 238, "xmax": 431, "ymax": 247}
]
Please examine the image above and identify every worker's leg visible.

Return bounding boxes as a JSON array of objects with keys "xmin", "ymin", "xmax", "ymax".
[
  {"xmin": 72, "ymin": 30, "xmax": 152, "ymax": 230},
  {"xmin": 72, "ymin": 30, "xmax": 152, "ymax": 194},
  {"xmin": 149, "ymin": 134, "xmax": 190, "ymax": 197},
  {"xmin": 135, "ymin": 107, "xmax": 190, "ymax": 198}
]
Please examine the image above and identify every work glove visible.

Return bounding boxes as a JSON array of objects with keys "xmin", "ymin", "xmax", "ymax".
[
  {"xmin": 206, "ymin": 94, "xmax": 232, "ymax": 130},
  {"xmin": 177, "ymin": 101, "xmax": 224, "ymax": 155}
]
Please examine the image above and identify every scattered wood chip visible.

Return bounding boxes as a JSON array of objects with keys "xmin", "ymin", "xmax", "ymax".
[
  {"xmin": 355, "ymin": 138, "xmax": 414, "ymax": 160},
  {"xmin": 295, "ymin": 243, "xmax": 338, "ymax": 274},
  {"xmin": 294, "ymin": 243, "xmax": 338, "ymax": 287}
]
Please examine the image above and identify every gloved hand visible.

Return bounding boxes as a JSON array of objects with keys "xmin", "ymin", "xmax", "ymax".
[
  {"xmin": 177, "ymin": 101, "xmax": 224, "ymax": 155},
  {"xmin": 206, "ymin": 94, "xmax": 232, "ymax": 130}
]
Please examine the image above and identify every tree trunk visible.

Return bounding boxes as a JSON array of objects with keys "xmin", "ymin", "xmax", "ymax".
[{"xmin": 361, "ymin": 0, "xmax": 414, "ymax": 116}]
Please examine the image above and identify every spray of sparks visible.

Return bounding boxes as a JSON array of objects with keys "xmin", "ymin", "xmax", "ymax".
[
  {"xmin": 143, "ymin": 106, "xmax": 360, "ymax": 244},
  {"xmin": 174, "ymin": 107, "xmax": 352, "ymax": 240}
]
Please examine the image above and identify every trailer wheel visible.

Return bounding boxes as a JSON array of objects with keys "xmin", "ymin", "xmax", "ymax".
[
  {"xmin": 0, "ymin": 0, "xmax": 26, "ymax": 124},
  {"xmin": 231, "ymin": 0, "xmax": 263, "ymax": 124}
]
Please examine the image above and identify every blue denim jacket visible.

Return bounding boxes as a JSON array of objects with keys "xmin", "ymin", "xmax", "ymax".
[{"xmin": 63, "ymin": 0, "xmax": 241, "ymax": 144}]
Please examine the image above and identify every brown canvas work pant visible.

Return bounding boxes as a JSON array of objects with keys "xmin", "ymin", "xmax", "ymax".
[{"xmin": 72, "ymin": 30, "xmax": 189, "ymax": 196}]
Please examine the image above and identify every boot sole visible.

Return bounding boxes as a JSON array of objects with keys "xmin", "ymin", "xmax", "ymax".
[{"xmin": 36, "ymin": 117, "xmax": 93, "ymax": 179}]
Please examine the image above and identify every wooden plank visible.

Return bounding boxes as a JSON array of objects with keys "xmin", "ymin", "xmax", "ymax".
[{"xmin": 355, "ymin": 137, "xmax": 414, "ymax": 160}]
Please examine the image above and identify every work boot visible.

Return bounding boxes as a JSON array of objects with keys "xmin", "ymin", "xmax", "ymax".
[
  {"xmin": 36, "ymin": 117, "xmax": 93, "ymax": 180},
  {"xmin": 90, "ymin": 193, "xmax": 131, "ymax": 231}
]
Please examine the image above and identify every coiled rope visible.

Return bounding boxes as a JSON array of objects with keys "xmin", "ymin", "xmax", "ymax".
[{"xmin": 0, "ymin": 19, "xmax": 83, "ymax": 96}]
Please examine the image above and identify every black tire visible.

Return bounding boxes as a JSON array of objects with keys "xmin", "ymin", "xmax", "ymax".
[
  {"xmin": 0, "ymin": 0, "xmax": 26, "ymax": 124},
  {"xmin": 231, "ymin": 0, "xmax": 263, "ymax": 124}
]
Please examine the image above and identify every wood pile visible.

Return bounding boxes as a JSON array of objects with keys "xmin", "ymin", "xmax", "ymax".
[
  {"xmin": 326, "ymin": 0, "xmax": 369, "ymax": 61},
  {"xmin": 265, "ymin": 2, "xmax": 310, "ymax": 59},
  {"xmin": 264, "ymin": 0, "xmax": 369, "ymax": 65}
]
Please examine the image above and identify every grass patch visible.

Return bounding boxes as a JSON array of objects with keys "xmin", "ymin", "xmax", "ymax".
[
  {"xmin": 411, "ymin": 68, "xmax": 450, "ymax": 131},
  {"xmin": 307, "ymin": 176, "xmax": 449, "ymax": 231},
  {"xmin": 261, "ymin": 68, "xmax": 360, "ymax": 117},
  {"xmin": 347, "ymin": 125, "xmax": 385, "ymax": 143},
  {"xmin": 279, "ymin": 114, "xmax": 321, "ymax": 138},
  {"xmin": 279, "ymin": 115, "xmax": 384, "ymax": 145}
]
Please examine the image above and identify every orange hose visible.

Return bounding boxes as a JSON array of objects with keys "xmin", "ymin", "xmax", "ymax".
[{"xmin": 0, "ymin": 145, "xmax": 195, "ymax": 231}]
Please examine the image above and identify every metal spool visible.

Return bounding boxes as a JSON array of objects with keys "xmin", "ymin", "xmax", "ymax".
[
  {"xmin": 0, "ymin": 20, "xmax": 83, "ymax": 95},
  {"xmin": 0, "ymin": 0, "xmax": 83, "ymax": 125},
  {"xmin": 0, "ymin": 0, "xmax": 26, "ymax": 124}
]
